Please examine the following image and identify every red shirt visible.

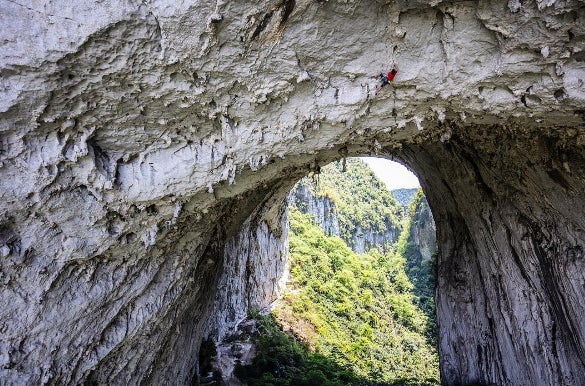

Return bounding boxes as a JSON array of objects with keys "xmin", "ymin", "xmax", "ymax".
[{"xmin": 387, "ymin": 69, "xmax": 397, "ymax": 82}]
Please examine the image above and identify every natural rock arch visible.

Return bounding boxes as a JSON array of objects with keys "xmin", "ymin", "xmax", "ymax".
[
  {"xmin": 1, "ymin": 0, "xmax": 585, "ymax": 385},
  {"xmin": 206, "ymin": 125, "xmax": 585, "ymax": 386},
  {"xmin": 396, "ymin": 129, "xmax": 585, "ymax": 385}
]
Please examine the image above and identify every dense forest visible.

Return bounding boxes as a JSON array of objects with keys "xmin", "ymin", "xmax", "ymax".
[{"xmin": 234, "ymin": 159, "xmax": 438, "ymax": 385}]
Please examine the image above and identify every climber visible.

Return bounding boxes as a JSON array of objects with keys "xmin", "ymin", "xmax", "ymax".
[{"xmin": 374, "ymin": 64, "xmax": 398, "ymax": 95}]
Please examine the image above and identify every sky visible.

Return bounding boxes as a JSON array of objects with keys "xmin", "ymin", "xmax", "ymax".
[{"xmin": 360, "ymin": 157, "xmax": 420, "ymax": 190}]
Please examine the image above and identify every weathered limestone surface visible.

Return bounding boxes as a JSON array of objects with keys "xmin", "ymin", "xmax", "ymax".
[
  {"xmin": 409, "ymin": 194, "xmax": 437, "ymax": 262},
  {"xmin": 1, "ymin": 0, "xmax": 585, "ymax": 385},
  {"xmin": 291, "ymin": 180, "xmax": 401, "ymax": 254},
  {"xmin": 205, "ymin": 186, "xmax": 291, "ymax": 343},
  {"xmin": 398, "ymin": 128, "xmax": 585, "ymax": 385}
]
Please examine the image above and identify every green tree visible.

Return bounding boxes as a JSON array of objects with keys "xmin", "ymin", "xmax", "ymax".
[
  {"xmin": 272, "ymin": 209, "xmax": 439, "ymax": 384},
  {"xmin": 292, "ymin": 159, "xmax": 404, "ymax": 253},
  {"xmin": 238, "ymin": 160, "xmax": 439, "ymax": 386}
]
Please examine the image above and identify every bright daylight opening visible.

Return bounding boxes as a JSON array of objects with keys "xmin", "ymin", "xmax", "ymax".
[
  {"xmin": 233, "ymin": 157, "xmax": 439, "ymax": 386},
  {"xmin": 360, "ymin": 157, "xmax": 420, "ymax": 190}
]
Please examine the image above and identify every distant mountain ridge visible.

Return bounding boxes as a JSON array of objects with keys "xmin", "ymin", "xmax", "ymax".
[{"xmin": 391, "ymin": 188, "xmax": 419, "ymax": 213}]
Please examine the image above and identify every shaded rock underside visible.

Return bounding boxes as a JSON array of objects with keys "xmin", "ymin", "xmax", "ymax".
[{"xmin": 1, "ymin": 0, "xmax": 585, "ymax": 385}]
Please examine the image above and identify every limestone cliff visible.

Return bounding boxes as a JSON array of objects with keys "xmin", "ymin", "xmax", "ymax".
[
  {"xmin": 407, "ymin": 190, "xmax": 437, "ymax": 263},
  {"xmin": 290, "ymin": 183, "xmax": 341, "ymax": 238},
  {"xmin": 1, "ymin": 0, "xmax": 585, "ymax": 385},
  {"xmin": 290, "ymin": 158, "xmax": 403, "ymax": 254}
]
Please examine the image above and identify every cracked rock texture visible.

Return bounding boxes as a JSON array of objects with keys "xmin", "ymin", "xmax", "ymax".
[
  {"xmin": 408, "ymin": 194, "xmax": 437, "ymax": 262},
  {"xmin": 290, "ymin": 179, "xmax": 401, "ymax": 254},
  {"xmin": 1, "ymin": 0, "xmax": 585, "ymax": 385}
]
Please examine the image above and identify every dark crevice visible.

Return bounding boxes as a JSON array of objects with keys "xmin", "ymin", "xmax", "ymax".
[
  {"xmin": 87, "ymin": 139, "xmax": 113, "ymax": 180},
  {"xmin": 251, "ymin": 11, "xmax": 273, "ymax": 41},
  {"xmin": 573, "ymin": 51, "xmax": 585, "ymax": 62},
  {"xmin": 554, "ymin": 89, "xmax": 567, "ymax": 101},
  {"xmin": 459, "ymin": 148, "xmax": 497, "ymax": 203},
  {"xmin": 568, "ymin": 29, "xmax": 575, "ymax": 40},
  {"xmin": 279, "ymin": 0, "xmax": 295, "ymax": 26},
  {"xmin": 546, "ymin": 168, "xmax": 572, "ymax": 191}
]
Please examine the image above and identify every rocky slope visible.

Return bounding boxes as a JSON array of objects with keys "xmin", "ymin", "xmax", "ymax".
[
  {"xmin": 1, "ymin": 1, "xmax": 585, "ymax": 385},
  {"xmin": 290, "ymin": 158, "xmax": 403, "ymax": 254}
]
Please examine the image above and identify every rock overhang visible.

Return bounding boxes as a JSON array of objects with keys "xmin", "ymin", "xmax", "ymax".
[{"xmin": 1, "ymin": 0, "xmax": 585, "ymax": 385}]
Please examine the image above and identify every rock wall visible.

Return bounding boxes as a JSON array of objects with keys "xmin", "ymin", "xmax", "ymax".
[
  {"xmin": 408, "ymin": 193, "xmax": 437, "ymax": 262},
  {"xmin": 350, "ymin": 222, "xmax": 401, "ymax": 255},
  {"xmin": 205, "ymin": 193, "xmax": 290, "ymax": 343},
  {"xmin": 398, "ymin": 127, "xmax": 585, "ymax": 386},
  {"xmin": 203, "ymin": 191, "xmax": 290, "ymax": 384},
  {"xmin": 290, "ymin": 183, "xmax": 341, "ymax": 238},
  {"xmin": 1, "ymin": 0, "xmax": 585, "ymax": 385}
]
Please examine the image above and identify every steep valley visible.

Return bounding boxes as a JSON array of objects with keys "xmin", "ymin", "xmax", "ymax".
[
  {"xmin": 211, "ymin": 158, "xmax": 440, "ymax": 385},
  {"xmin": 2, "ymin": 1, "xmax": 585, "ymax": 385}
]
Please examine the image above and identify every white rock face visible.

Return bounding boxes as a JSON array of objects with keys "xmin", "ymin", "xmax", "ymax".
[
  {"xmin": 1, "ymin": 0, "xmax": 585, "ymax": 385},
  {"xmin": 291, "ymin": 181, "xmax": 401, "ymax": 254},
  {"xmin": 409, "ymin": 195, "xmax": 437, "ymax": 262},
  {"xmin": 205, "ymin": 201, "xmax": 290, "ymax": 344},
  {"xmin": 290, "ymin": 183, "xmax": 342, "ymax": 238}
]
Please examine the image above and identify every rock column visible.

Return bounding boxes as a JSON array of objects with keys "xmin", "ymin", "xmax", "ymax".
[{"xmin": 399, "ymin": 128, "xmax": 585, "ymax": 385}]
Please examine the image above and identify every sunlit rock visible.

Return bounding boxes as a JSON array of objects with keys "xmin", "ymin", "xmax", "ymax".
[{"xmin": 1, "ymin": 0, "xmax": 585, "ymax": 384}]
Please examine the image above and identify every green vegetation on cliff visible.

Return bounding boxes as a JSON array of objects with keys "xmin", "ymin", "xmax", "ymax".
[
  {"xmin": 277, "ymin": 209, "xmax": 439, "ymax": 383},
  {"xmin": 296, "ymin": 159, "xmax": 404, "ymax": 251},
  {"xmin": 396, "ymin": 190, "xmax": 437, "ymax": 342},
  {"xmin": 236, "ymin": 209, "xmax": 439, "ymax": 385},
  {"xmin": 236, "ymin": 160, "xmax": 439, "ymax": 385},
  {"xmin": 234, "ymin": 312, "xmax": 358, "ymax": 386}
]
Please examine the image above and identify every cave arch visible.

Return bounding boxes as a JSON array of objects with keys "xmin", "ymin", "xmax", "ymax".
[
  {"xmin": 2, "ymin": 1, "xmax": 585, "ymax": 385},
  {"xmin": 2, "ymin": 124, "xmax": 584, "ymax": 386},
  {"xmin": 202, "ymin": 125, "xmax": 585, "ymax": 386}
]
